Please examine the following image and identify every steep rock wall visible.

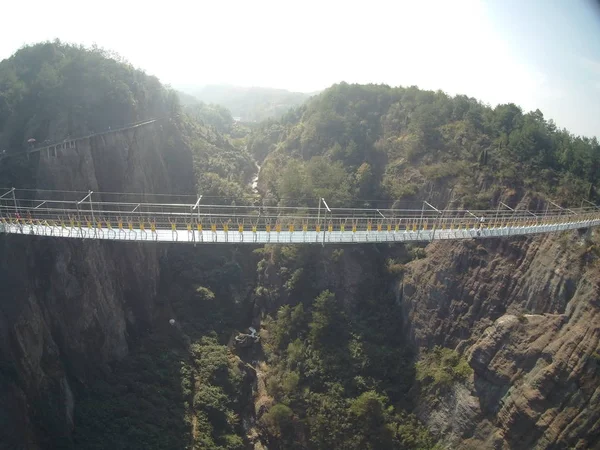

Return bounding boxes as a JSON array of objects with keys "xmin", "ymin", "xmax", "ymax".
[
  {"xmin": 401, "ymin": 231, "xmax": 600, "ymax": 449},
  {"xmin": 0, "ymin": 122, "xmax": 194, "ymax": 449}
]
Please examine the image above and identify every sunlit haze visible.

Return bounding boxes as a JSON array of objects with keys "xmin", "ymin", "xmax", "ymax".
[{"xmin": 2, "ymin": 0, "xmax": 600, "ymax": 138}]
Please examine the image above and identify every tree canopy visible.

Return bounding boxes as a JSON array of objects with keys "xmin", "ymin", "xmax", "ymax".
[
  {"xmin": 251, "ymin": 82, "xmax": 600, "ymax": 208},
  {"xmin": 0, "ymin": 41, "xmax": 177, "ymax": 150}
]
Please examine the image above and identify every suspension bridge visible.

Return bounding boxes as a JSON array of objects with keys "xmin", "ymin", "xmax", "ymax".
[{"xmin": 1, "ymin": 188, "xmax": 599, "ymax": 245}]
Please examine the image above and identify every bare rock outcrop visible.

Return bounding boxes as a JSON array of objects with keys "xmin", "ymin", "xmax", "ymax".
[
  {"xmin": 0, "ymin": 122, "xmax": 194, "ymax": 449},
  {"xmin": 401, "ymin": 232, "xmax": 600, "ymax": 449}
]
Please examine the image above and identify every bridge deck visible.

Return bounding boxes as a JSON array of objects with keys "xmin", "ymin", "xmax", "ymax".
[
  {"xmin": 2, "ymin": 216, "xmax": 599, "ymax": 244},
  {"xmin": 1, "ymin": 188, "xmax": 599, "ymax": 244}
]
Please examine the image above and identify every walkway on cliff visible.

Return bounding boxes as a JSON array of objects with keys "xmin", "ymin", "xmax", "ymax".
[
  {"xmin": 1, "ymin": 188, "xmax": 599, "ymax": 245},
  {"xmin": 0, "ymin": 119, "xmax": 157, "ymax": 161}
]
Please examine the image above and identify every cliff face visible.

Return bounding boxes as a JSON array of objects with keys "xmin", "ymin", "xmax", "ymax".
[
  {"xmin": 401, "ymin": 231, "xmax": 600, "ymax": 449},
  {"xmin": 32, "ymin": 120, "xmax": 193, "ymax": 194},
  {"xmin": 3, "ymin": 121, "xmax": 600, "ymax": 449},
  {"xmin": 0, "ymin": 122, "xmax": 194, "ymax": 449}
]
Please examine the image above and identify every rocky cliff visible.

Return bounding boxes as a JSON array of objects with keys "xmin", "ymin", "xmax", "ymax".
[
  {"xmin": 401, "ymin": 230, "xmax": 600, "ymax": 449},
  {"xmin": 0, "ymin": 121, "xmax": 194, "ymax": 449}
]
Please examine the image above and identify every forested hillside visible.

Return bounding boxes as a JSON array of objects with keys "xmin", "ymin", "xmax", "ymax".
[
  {"xmin": 177, "ymin": 91, "xmax": 236, "ymax": 134},
  {"xmin": 250, "ymin": 83, "xmax": 600, "ymax": 208},
  {"xmin": 244, "ymin": 83, "xmax": 600, "ymax": 449},
  {"xmin": 2, "ymin": 43, "xmax": 600, "ymax": 450},
  {"xmin": 0, "ymin": 43, "xmax": 181, "ymax": 151},
  {"xmin": 187, "ymin": 85, "xmax": 311, "ymax": 122},
  {"xmin": 0, "ymin": 42, "xmax": 258, "ymax": 450},
  {"xmin": 0, "ymin": 41, "xmax": 256, "ymax": 197}
]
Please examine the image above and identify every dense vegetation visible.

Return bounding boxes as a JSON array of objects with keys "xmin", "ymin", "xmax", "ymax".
[
  {"xmin": 255, "ymin": 245, "xmax": 438, "ymax": 449},
  {"xmin": 177, "ymin": 91, "xmax": 236, "ymax": 134},
  {"xmin": 72, "ymin": 244, "xmax": 258, "ymax": 450},
  {"xmin": 187, "ymin": 85, "xmax": 311, "ymax": 122},
  {"xmin": 4, "ymin": 42, "xmax": 600, "ymax": 450},
  {"xmin": 0, "ymin": 43, "xmax": 258, "ymax": 450},
  {"xmin": 0, "ymin": 41, "xmax": 257, "ymax": 199},
  {"xmin": 0, "ymin": 41, "xmax": 180, "ymax": 151},
  {"xmin": 178, "ymin": 115, "xmax": 255, "ymax": 202},
  {"xmin": 251, "ymin": 83, "xmax": 600, "ymax": 208}
]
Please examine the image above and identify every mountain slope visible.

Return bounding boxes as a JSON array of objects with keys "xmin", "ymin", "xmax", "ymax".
[
  {"xmin": 246, "ymin": 82, "xmax": 600, "ymax": 449},
  {"xmin": 402, "ymin": 231, "xmax": 600, "ymax": 449},
  {"xmin": 3, "ymin": 46, "xmax": 600, "ymax": 450},
  {"xmin": 0, "ymin": 42, "xmax": 181, "ymax": 152},
  {"xmin": 251, "ymin": 82, "xmax": 600, "ymax": 209},
  {"xmin": 0, "ymin": 42, "xmax": 256, "ymax": 450},
  {"xmin": 186, "ymin": 84, "xmax": 311, "ymax": 122}
]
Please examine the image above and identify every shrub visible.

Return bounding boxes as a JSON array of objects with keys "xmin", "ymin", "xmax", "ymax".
[
  {"xmin": 415, "ymin": 346, "xmax": 473, "ymax": 393},
  {"xmin": 260, "ymin": 403, "xmax": 294, "ymax": 439},
  {"xmin": 195, "ymin": 286, "xmax": 216, "ymax": 301}
]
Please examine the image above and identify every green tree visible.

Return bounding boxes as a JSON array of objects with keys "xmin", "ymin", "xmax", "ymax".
[
  {"xmin": 349, "ymin": 391, "xmax": 394, "ymax": 449},
  {"xmin": 260, "ymin": 403, "xmax": 295, "ymax": 440},
  {"xmin": 305, "ymin": 157, "xmax": 353, "ymax": 206},
  {"xmin": 356, "ymin": 162, "xmax": 374, "ymax": 198},
  {"xmin": 309, "ymin": 290, "xmax": 347, "ymax": 349},
  {"xmin": 415, "ymin": 346, "xmax": 472, "ymax": 394}
]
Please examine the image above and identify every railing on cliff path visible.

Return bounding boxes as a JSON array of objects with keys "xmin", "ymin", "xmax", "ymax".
[
  {"xmin": 0, "ymin": 188, "xmax": 599, "ymax": 245},
  {"xmin": 0, "ymin": 119, "xmax": 157, "ymax": 161}
]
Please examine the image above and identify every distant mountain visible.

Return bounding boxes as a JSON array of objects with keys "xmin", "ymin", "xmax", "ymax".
[
  {"xmin": 175, "ymin": 91, "xmax": 235, "ymax": 133},
  {"xmin": 183, "ymin": 85, "xmax": 313, "ymax": 122},
  {"xmin": 176, "ymin": 90, "xmax": 202, "ymax": 107}
]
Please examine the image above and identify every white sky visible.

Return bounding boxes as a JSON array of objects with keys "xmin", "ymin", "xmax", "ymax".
[{"xmin": 1, "ymin": 0, "xmax": 599, "ymax": 138}]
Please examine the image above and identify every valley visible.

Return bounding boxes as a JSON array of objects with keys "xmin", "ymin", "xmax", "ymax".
[{"xmin": 0, "ymin": 41, "xmax": 599, "ymax": 450}]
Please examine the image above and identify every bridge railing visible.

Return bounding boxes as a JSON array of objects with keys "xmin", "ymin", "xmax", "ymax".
[
  {"xmin": 1, "ymin": 188, "xmax": 599, "ymax": 237},
  {"xmin": 0, "ymin": 119, "xmax": 157, "ymax": 160},
  {"xmin": 1, "ymin": 203, "xmax": 599, "ymax": 235}
]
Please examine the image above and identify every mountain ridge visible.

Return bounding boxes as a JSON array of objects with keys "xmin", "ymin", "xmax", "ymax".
[{"xmin": 181, "ymin": 84, "xmax": 313, "ymax": 122}]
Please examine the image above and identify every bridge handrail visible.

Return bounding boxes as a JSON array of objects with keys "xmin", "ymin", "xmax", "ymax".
[
  {"xmin": 0, "ymin": 119, "xmax": 157, "ymax": 160},
  {"xmin": 2, "ymin": 189, "xmax": 599, "ymax": 239}
]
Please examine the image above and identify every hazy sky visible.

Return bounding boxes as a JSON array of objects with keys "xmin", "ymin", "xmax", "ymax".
[{"xmin": 1, "ymin": 0, "xmax": 600, "ymax": 138}]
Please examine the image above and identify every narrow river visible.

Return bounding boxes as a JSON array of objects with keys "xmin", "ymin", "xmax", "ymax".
[{"xmin": 251, "ymin": 162, "xmax": 260, "ymax": 194}]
